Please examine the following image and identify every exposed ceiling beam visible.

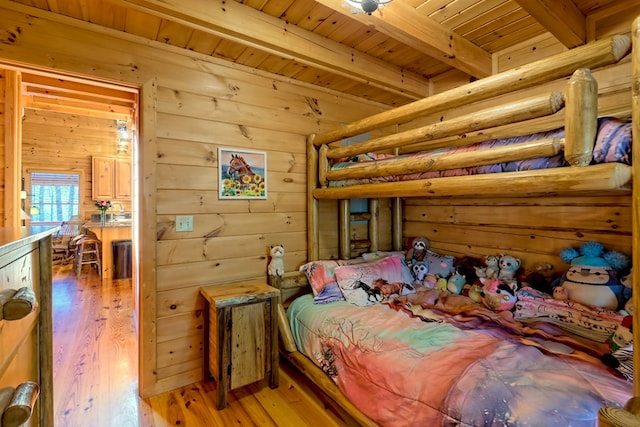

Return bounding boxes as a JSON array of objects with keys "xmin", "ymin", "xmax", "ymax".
[
  {"xmin": 514, "ymin": 0, "xmax": 585, "ymax": 48},
  {"xmin": 315, "ymin": 0, "xmax": 492, "ymax": 78},
  {"xmin": 116, "ymin": 0, "xmax": 431, "ymax": 100}
]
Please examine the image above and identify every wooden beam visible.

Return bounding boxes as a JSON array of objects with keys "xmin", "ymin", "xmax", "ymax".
[
  {"xmin": 514, "ymin": 0, "xmax": 586, "ymax": 48},
  {"xmin": 313, "ymin": 163, "xmax": 632, "ymax": 200},
  {"xmin": 116, "ymin": 0, "xmax": 430, "ymax": 99},
  {"xmin": 315, "ymin": 0, "xmax": 492, "ymax": 78}
]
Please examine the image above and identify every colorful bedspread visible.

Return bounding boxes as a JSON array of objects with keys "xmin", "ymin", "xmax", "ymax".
[{"xmin": 288, "ymin": 293, "xmax": 632, "ymax": 426}]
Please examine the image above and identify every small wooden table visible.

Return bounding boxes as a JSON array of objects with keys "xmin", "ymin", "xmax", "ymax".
[{"xmin": 200, "ymin": 281, "xmax": 280, "ymax": 409}]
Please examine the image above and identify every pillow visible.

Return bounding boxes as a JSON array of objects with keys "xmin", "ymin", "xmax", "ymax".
[
  {"xmin": 424, "ymin": 250, "xmax": 455, "ymax": 278},
  {"xmin": 335, "ymin": 255, "xmax": 411, "ymax": 306},
  {"xmin": 593, "ymin": 117, "xmax": 632, "ymax": 165},
  {"xmin": 362, "ymin": 251, "xmax": 414, "ymax": 284},
  {"xmin": 299, "ymin": 258, "xmax": 365, "ymax": 304}
]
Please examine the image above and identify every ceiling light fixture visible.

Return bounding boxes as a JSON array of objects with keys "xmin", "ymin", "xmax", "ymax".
[{"xmin": 347, "ymin": 0, "xmax": 392, "ymax": 15}]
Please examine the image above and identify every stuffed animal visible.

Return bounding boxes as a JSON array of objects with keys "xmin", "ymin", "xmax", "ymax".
[
  {"xmin": 497, "ymin": 254, "xmax": 521, "ymax": 281},
  {"xmin": 607, "ymin": 315, "xmax": 633, "ymax": 352},
  {"xmin": 602, "ymin": 313, "xmax": 634, "ymax": 382},
  {"xmin": 405, "ymin": 237, "xmax": 430, "ymax": 267},
  {"xmin": 267, "ymin": 244, "xmax": 285, "ymax": 277},
  {"xmin": 435, "ymin": 277, "xmax": 448, "ymax": 291},
  {"xmin": 466, "ymin": 283, "xmax": 484, "ymax": 303},
  {"xmin": 475, "ymin": 255, "xmax": 499, "ymax": 279},
  {"xmin": 412, "ymin": 261, "xmax": 428, "ymax": 283},
  {"xmin": 521, "ymin": 262, "xmax": 556, "ymax": 295},
  {"xmin": 602, "ymin": 342, "xmax": 633, "ymax": 382},
  {"xmin": 553, "ymin": 241, "xmax": 631, "ymax": 310},
  {"xmin": 447, "ymin": 271, "xmax": 466, "ymax": 294},
  {"xmin": 479, "ymin": 277, "xmax": 518, "ymax": 312}
]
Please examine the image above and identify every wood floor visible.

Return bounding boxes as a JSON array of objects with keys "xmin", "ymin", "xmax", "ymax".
[{"xmin": 52, "ymin": 265, "xmax": 360, "ymax": 427}]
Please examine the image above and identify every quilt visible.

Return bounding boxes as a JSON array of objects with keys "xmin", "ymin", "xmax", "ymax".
[{"xmin": 288, "ymin": 292, "xmax": 632, "ymax": 426}]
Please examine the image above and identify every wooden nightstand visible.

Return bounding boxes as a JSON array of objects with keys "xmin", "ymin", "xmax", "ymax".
[{"xmin": 200, "ymin": 281, "xmax": 280, "ymax": 409}]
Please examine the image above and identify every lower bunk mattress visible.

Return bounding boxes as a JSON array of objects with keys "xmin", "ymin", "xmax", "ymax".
[{"xmin": 288, "ymin": 293, "xmax": 632, "ymax": 427}]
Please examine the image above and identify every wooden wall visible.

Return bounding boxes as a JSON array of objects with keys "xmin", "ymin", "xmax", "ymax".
[
  {"xmin": 0, "ymin": 3, "xmax": 387, "ymax": 396},
  {"xmin": 0, "ymin": 70, "xmax": 5, "ymax": 223},
  {"xmin": 21, "ymin": 109, "xmax": 132, "ymax": 221},
  {"xmin": 404, "ymin": 195, "xmax": 632, "ymax": 275}
]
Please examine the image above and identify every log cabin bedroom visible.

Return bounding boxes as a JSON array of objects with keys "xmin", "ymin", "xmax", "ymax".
[{"xmin": 1, "ymin": 0, "xmax": 640, "ymax": 426}]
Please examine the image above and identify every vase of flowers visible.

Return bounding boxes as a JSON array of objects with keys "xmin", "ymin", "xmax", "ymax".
[{"xmin": 95, "ymin": 200, "xmax": 112, "ymax": 226}]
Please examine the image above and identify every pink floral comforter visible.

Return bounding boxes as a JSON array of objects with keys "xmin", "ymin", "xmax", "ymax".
[{"xmin": 288, "ymin": 293, "xmax": 632, "ymax": 426}]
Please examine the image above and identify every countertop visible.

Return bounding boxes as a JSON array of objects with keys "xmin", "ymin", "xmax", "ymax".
[
  {"xmin": 0, "ymin": 226, "xmax": 59, "ymax": 256},
  {"xmin": 85, "ymin": 221, "xmax": 132, "ymax": 229}
]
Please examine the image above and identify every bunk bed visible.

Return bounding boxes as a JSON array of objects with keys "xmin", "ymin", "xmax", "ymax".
[{"xmin": 273, "ymin": 17, "xmax": 640, "ymax": 427}]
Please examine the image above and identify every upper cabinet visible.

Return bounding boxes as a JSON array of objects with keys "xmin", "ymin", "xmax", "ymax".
[
  {"xmin": 115, "ymin": 159, "xmax": 132, "ymax": 199},
  {"xmin": 92, "ymin": 156, "xmax": 131, "ymax": 200}
]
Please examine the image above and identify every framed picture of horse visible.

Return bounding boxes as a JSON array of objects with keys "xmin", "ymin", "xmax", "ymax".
[{"xmin": 218, "ymin": 147, "xmax": 267, "ymax": 199}]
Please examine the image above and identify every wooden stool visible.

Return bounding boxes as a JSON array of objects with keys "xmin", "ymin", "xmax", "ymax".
[{"xmin": 74, "ymin": 238, "xmax": 102, "ymax": 278}]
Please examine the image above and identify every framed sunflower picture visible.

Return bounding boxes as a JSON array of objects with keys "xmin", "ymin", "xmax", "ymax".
[{"xmin": 218, "ymin": 147, "xmax": 267, "ymax": 199}]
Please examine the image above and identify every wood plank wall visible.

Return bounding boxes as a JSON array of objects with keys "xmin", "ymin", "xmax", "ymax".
[
  {"xmin": 0, "ymin": 4, "xmax": 386, "ymax": 396},
  {"xmin": 21, "ymin": 109, "xmax": 132, "ymax": 221},
  {"xmin": 0, "ymin": 70, "xmax": 5, "ymax": 223},
  {"xmin": 404, "ymin": 196, "xmax": 632, "ymax": 275}
]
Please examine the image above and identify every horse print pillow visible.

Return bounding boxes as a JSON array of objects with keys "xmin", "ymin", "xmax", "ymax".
[
  {"xmin": 335, "ymin": 255, "xmax": 414, "ymax": 306},
  {"xmin": 299, "ymin": 258, "xmax": 367, "ymax": 304}
]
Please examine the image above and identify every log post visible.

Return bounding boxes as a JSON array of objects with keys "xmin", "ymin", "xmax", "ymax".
[
  {"xmin": 368, "ymin": 199, "xmax": 379, "ymax": 253},
  {"xmin": 307, "ymin": 134, "xmax": 319, "ymax": 262},
  {"xmin": 339, "ymin": 200, "xmax": 351, "ymax": 259},
  {"xmin": 565, "ymin": 68, "xmax": 598, "ymax": 166}
]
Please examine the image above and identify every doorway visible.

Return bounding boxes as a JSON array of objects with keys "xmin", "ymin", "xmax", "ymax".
[{"xmin": 1, "ymin": 63, "xmax": 142, "ymax": 422}]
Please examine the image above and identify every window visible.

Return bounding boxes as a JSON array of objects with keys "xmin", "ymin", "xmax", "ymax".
[{"xmin": 29, "ymin": 172, "xmax": 80, "ymax": 226}]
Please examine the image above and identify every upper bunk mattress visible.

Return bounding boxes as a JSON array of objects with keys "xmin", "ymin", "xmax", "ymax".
[{"xmin": 329, "ymin": 117, "xmax": 631, "ymax": 187}]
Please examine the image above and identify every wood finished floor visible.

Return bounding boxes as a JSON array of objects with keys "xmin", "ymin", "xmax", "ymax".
[{"xmin": 52, "ymin": 265, "xmax": 359, "ymax": 427}]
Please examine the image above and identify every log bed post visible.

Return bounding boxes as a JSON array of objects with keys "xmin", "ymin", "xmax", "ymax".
[
  {"xmin": 564, "ymin": 68, "xmax": 598, "ymax": 166},
  {"xmin": 598, "ymin": 15, "xmax": 640, "ymax": 427},
  {"xmin": 392, "ymin": 198, "xmax": 402, "ymax": 252},
  {"xmin": 631, "ymin": 15, "xmax": 640, "ymax": 402},
  {"xmin": 632, "ymin": 14, "xmax": 640, "ymax": 403},
  {"xmin": 339, "ymin": 200, "xmax": 351, "ymax": 259},
  {"xmin": 307, "ymin": 134, "xmax": 319, "ymax": 261},
  {"xmin": 368, "ymin": 199, "xmax": 379, "ymax": 253}
]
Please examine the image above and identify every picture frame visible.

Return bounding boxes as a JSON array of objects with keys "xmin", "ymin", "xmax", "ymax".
[{"xmin": 218, "ymin": 147, "xmax": 267, "ymax": 199}]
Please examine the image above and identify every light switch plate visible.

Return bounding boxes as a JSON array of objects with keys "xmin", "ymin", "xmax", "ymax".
[{"xmin": 176, "ymin": 215, "xmax": 193, "ymax": 232}]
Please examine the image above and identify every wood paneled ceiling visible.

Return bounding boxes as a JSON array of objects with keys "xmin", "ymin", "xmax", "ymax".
[{"xmin": 7, "ymin": 0, "xmax": 640, "ymax": 111}]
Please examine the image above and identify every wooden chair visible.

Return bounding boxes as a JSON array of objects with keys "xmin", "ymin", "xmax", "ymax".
[
  {"xmin": 73, "ymin": 237, "xmax": 102, "ymax": 278},
  {"xmin": 52, "ymin": 221, "xmax": 78, "ymax": 264}
]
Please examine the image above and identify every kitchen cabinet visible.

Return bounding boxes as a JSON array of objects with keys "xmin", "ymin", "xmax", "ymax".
[{"xmin": 92, "ymin": 156, "xmax": 131, "ymax": 200}]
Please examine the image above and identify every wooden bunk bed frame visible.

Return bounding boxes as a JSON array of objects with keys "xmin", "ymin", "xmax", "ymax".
[{"xmin": 273, "ymin": 17, "xmax": 640, "ymax": 427}]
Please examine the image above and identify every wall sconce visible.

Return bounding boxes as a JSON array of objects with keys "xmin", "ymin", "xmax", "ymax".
[
  {"xmin": 29, "ymin": 206, "xmax": 40, "ymax": 216},
  {"xmin": 116, "ymin": 119, "xmax": 131, "ymax": 154}
]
